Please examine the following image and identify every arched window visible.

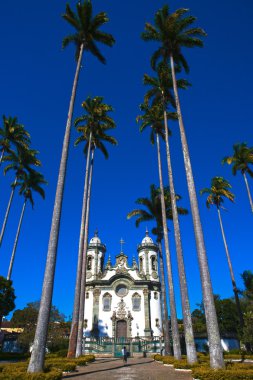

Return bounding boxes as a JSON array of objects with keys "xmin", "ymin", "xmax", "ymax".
[
  {"xmin": 151, "ymin": 256, "xmax": 157, "ymax": 271},
  {"xmin": 103, "ymin": 293, "xmax": 112, "ymax": 311},
  {"xmin": 86, "ymin": 292, "xmax": 89, "ymax": 299},
  {"xmin": 87, "ymin": 256, "xmax": 92, "ymax": 270},
  {"xmin": 154, "ymin": 291, "xmax": 158, "ymax": 300},
  {"xmin": 132, "ymin": 293, "xmax": 141, "ymax": 311},
  {"xmin": 139, "ymin": 257, "xmax": 143, "ymax": 272}
]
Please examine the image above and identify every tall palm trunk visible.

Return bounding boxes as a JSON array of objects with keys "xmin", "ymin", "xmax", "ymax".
[
  {"xmin": 170, "ymin": 54, "xmax": 224, "ymax": 369},
  {"xmin": 163, "ymin": 107, "xmax": 197, "ymax": 363},
  {"xmin": 0, "ymin": 178, "xmax": 17, "ymax": 247},
  {"xmin": 156, "ymin": 132, "xmax": 181, "ymax": 359},
  {"xmin": 0, "ymin": 149, "xmax": 5, "ymax": 167},
  {"xmin": 157, "ymin": 240, "xmax": 171, "ymax": 355},
  {"xmin": 243, "ymin": 172, "xmax": 253, "ymax": 213},
  {"xmin": 76, "ymin": 146, "xmax": 95, "ymax": 357},
  {"xmin": 217, "ymin": 208, "xmax": 244, "ymax": 328},
  {"xmin": 68, "ymin": 132, "xmax": 92, "ymax": 358},
  {"xmin": 28, "ymin": 44, "xmax": 84, "ymax": 373},
  {"xmin": 7, "ymin": 199, "xmax": 27, "ymax": 280}
]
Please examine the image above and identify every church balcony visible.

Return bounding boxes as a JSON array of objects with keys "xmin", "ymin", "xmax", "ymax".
[
  {"xmin": 137, "ymin": 243, "xmax": 158, "ymax": 253},
  {"xmin": 88, "ymin": 242, "xmax": 106, "ymax": 253}
]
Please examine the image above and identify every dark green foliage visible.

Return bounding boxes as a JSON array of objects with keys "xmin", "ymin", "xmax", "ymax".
[
  {"xmin": 62, "ymin": 1, "xmax": 115, "ymax": 62},
  {"xmin": 222, "ymin": 143, "xmax": 253, "ymax": 177},
  {"xmin": 141, "ymin": 5, "xmax": 206, "ymax": 71},
  {"xmin": 192, "ymin": 295, "xmax": 240, "ymax": 335},
  {"xmin": 11, "ymin": 302, "xmax": 68, "ymax": 353},
  {"xmin": 127, "ymin": 184, "xmax": 188, "ymax": 243},
  {"xmin": 200, "ymin": 177, "xmax": 234, "ymax": 209},
  {"xmin": 0, "ymin": 276, "xmax": 15, "ymax": 325},
  {"xmin": 241, "ymin": 271, "xmax": 253, "ymax": 300},
  {"xmin": 0, "ymin": 116, "xmax": 31, "ymax": 157},
  {"xmin": 74, "ymin": 96, "xmax": 117, "ymax": 158}
]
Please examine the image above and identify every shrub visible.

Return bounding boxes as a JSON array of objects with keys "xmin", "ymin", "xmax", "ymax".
[{"xmin": 192, "ymin": 368, "xmax": 253, "ymax": 380}]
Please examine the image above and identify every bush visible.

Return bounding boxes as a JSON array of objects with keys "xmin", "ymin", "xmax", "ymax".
[
  {"xmin": 192, "ymin": 368, "xmax": 253, "ymax": 380},
  {"xmin": 0, "ymin": 365, "xmax": 62, "ymax": 380},
  {"xmin": 45, "ymin": 359, "xmax": 76, "ymax": 372},
  {"xmin": 173, "ymin": 360, "xmax": 192, "ymax": 369}
]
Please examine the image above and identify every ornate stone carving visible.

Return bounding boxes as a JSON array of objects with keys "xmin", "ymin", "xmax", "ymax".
[{"xmin": 116, "ymin": 299, "xmax": 127, "ymax": 319}]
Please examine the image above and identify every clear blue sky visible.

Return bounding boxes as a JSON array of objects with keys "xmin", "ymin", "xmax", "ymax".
[{"xmin": 0, "ymin": 0, "xmax": 252, "ymax": 320}]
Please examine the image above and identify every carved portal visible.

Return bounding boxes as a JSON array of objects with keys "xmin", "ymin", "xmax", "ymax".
[{"xmin": 111, "ymin": 299, "xmax": 133, "ymax": 338}]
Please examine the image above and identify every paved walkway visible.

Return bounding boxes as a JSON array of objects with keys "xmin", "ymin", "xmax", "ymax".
[{"xmin": 63, "ymin": 357, "xmax": 193, "ymax": 380}]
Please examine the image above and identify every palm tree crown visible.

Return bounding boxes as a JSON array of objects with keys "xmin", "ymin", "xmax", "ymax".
[
  {"xmin": 62, "ymin": 1, "xmax": 115, "ymax": 62},
  {"xmin": 200, "ymin": 177, "xmax": 235, "ymax": 209},
  {"xmin": 0, "ymin": 116, "xmax": 31, "ymax": 163},
  {"xmin": 222, "ymin": 143, "xmax": 253, "ymax": 177},
  {"xmin": 74, "ymin": 96, "xmax": 117, "ymax": 157},
  {"xmin": 141, "ymin": 5, "xmax": 206, "ymax": 71},
  {"xmin": 127, "ymin": 184, "xmax": 188, "ymax": 242},
  {"xmin": 18, "ymin": 170, "xmax": 47, "ymax": 208},
  {"xmin": 143, "ymin": 63, "xmax": 190, "ymax": 107}
]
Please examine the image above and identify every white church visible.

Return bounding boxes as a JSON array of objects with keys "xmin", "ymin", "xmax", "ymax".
[{"xmin": 83, "ymin": 231, "xmax": 162, "ymax": 340}]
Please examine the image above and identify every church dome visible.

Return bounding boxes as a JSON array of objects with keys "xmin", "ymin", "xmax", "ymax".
[
  {"xmin": 141, "ymin": 229, "xmax": 154, "ymax": 244},
  {"xmin": 89, "ymin": 231, "xmax": 101, "ymax": 244}
]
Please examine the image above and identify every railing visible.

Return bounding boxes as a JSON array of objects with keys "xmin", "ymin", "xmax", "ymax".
[{"xmin": 83, "ymin": 336, "xmax": 163, "ymax": 355}]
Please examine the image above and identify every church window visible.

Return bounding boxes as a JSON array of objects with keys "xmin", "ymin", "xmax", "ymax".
[
  {"xmin": 155, "ymin": 318, "xmax": 160, "ymax": 328},
  {"xmin": 151, "ymin": 256, "xmax": 157, "ymax": 271},
  {"xmin": 139, "ymin": 257, "xmax": 143, "ymax": 272},
  {"xmin": 132, "ymin": 293, "xmax": 141, "ymax": 311},
  {"xmin": 115, "ymin": 284, "xmax": 128, "ymax": 297},
  {"xmin": 103, "ymin": 293, "xmax": 112, "ymax": 311},
  {"xmin": 84, "ymin": 319, "xmax": 88, "ymax": 329},
  {"xmin": 86, "ymin": 292, "xmax": 89, "ymax": 299},
  {"xmin": 87, "ymin": 256, "xmax": 92, "ymax": 270},
  {"xmin": 154, "ymin": 292, "xmax": 158, "ymax": 300}
]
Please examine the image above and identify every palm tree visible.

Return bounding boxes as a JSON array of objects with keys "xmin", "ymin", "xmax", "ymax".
[
  {"xmin": 71, "ymin": 96, "xmax": 117, "ymax": 357},
  {"xmin": 200, "ymin": 176, "xmax": 244, "ymax": 330},
  {"xmin": 0, "ymin": 116, "xmax": 30, "ymax": 167},
  {"xmin": 143, "ymin": 65, "xmax": 197, "ymax": 363},
  {"xmin": 7, "ymin": 170, "xmax": 47, "ymax": 280},
  {"xmin": 127, "ymin": 184, "xmax": 188, "ymax": 355},
  {"xmin": 28, "ymin": 2, "xmax": 115, "ymax": 372},
  {"xmin": 1, "ymin": 147, "xmax": 41, "ymax": 247},
  {"xmin": 222, "ymin": 143, "xmax": 253, "ymax": 213},
  {"xmin": 142, "ymin": 6, "xmax": 224, "ymax": 368},
  {"xmin": 138, "ymin": 103, "xmax": 181, "ymax": 359}
]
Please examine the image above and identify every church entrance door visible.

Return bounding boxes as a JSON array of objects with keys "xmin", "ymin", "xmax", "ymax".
[{"xmin": 116, "ymin": 320, "xmax": 127, "ymax": 339}]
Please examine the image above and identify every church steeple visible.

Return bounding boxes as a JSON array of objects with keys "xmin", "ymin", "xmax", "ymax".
[
  {"xmin": 137, "ymin": 230, "xmax": 159, "ymax": 280},
  {"xmin": 87, "ymin": 231, "xmax": 106, "ymax": 280}
]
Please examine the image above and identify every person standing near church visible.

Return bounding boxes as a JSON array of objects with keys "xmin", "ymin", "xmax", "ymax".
[{"xmin": 122, "ymin": 346, "xmax": 127, "ymax": 364}]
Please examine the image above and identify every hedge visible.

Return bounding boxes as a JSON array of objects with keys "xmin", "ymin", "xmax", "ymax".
[{"xmin": 192, "ymin": 368, "xmax": 253, "ymax": 380}]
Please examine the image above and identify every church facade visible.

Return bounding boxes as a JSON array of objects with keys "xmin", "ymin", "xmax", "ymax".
[{"xmin": 83, "ymin": 231, "xmax": 162, "ymax": 339}]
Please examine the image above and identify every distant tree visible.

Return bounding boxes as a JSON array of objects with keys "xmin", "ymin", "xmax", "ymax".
[
  {"xmin": 242, "ymin": 312, "xmax": 253, "ymax": 352},
  {"xmin": 200, "ymin": 176, "xmax": 244, "ymax": 330},
  {"xmin": 7, "ymin": 170, "xmax": 47, "ymax": 280},
  {"xmin": 223, "ymin": 143, "xmax": 253, "ymax": 212},
  {"xmin": 0, "ymin": 116, "xmax": 30, "ymax": 167},
  {"xmin": 72, "ymin": 96, "xmax": 117, "ymax": 357},
  {"xmin": 192, "ymin": 295, "xmax": 239, "ymax": 336},
  {"xmin": 1, "ymin": 147, "xmax": 41, "ymax": 247},
  {"xmin": 0, "ymin": 276, "xmax": 15, "ymax": 328},
  {"xmin": 12, "ymin": 302, "xmax": 67, "ymax": 352},
  {"xmin": 241, "ymin": 270, "xmax": 253, "ymax": 301},
  {"xmin": 138, "ymin": 102, "xmax": 181, "ymax": 359},
  {"xmin": 28, "ymin": 1, "xmax": 115, "ymax": 372},
  {"xmin": 127, "ymin": 184, "xmax": 188, "ymax": 355}
]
